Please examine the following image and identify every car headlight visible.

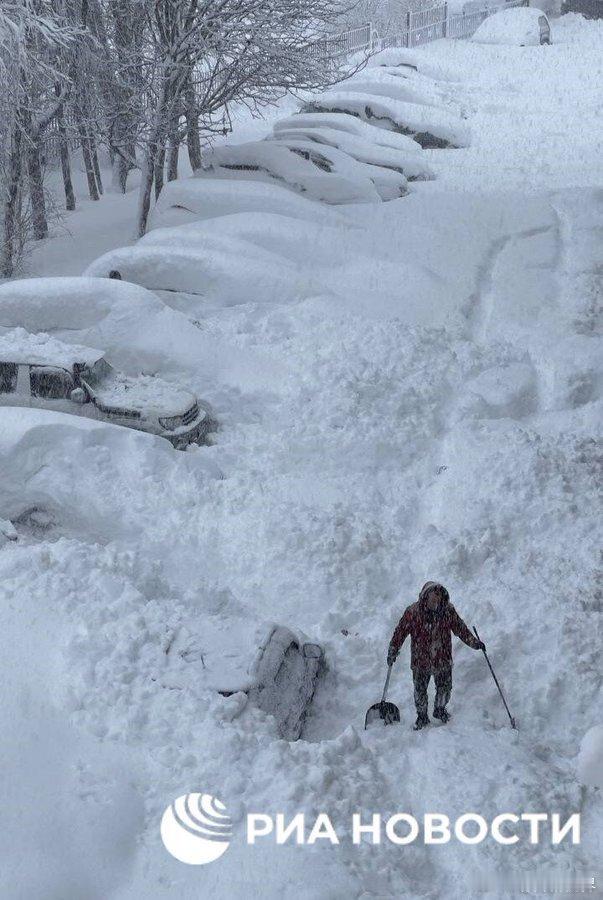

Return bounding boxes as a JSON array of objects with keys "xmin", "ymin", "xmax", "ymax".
[{"xmin": 159, "ymin": 414, "xmax": 183, "ymax": 430}]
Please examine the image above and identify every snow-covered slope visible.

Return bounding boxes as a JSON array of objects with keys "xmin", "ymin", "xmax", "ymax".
[{"xmin": 0, "ymin": 14, "xmax": 601, "ymax": 900}]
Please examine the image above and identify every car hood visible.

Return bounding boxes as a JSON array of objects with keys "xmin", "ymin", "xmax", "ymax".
[{"xmin": 90, "ymin": 375, "xmax": 197, "ymax": 417}]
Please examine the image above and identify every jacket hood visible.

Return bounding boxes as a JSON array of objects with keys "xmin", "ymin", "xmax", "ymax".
[{"xmin": 418, "ymin": 581, "xmax": 449, "ymax": 609}]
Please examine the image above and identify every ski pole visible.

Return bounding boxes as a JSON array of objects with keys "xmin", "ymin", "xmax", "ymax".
[{"xmin": 473, "ymin": 626, "xmax": 517, "ymax": 729}]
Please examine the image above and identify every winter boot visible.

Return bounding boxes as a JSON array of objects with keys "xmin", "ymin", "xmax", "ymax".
[
  {"xmin": 413, "ymin": 714, "xmax": 430, "ymax": 730},
  {"xmin": 433, "ymin": 706, "xmax": 450, "ymax": 723}
]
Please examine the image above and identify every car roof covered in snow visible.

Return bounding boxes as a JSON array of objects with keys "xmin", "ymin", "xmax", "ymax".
[
  {"xmin": 472, "ymin": 7, "xmax": 550, "ymax": 44},
  {"xmin": 0, "ymin": 327, "xmax": 104, "ymax": 368}
]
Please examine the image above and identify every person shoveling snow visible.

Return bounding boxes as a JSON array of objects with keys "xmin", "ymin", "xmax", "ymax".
[{"xmin": 387, "ymin": 582, "xmax": 485, "ymax": 730}]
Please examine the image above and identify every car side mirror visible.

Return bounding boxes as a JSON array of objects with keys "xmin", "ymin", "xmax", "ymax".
[{"xmin": 70, "ymin": 387, "xmax": 86, "ymax": 404}]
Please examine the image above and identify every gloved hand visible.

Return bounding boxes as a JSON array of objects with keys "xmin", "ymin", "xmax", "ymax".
[
  {"xmin": 476, "ymin": 640, "xmax": 486, "ymax": 652},
  {"xmin": 387, "ymin": 645, "xmax": 398, "ymax": 667}
]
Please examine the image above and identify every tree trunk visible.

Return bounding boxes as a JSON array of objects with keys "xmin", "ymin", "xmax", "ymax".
[
  {"xmin": 184, "ymin": 80, "xmax": 202, "ymax": 171},
  {"xmin": 22, "ymin": 103, "xmax": 48, "ymax": 240},
  {"xmin": 55, "ymin": 88, "xmax": 75, "ymax": 211},
  {"xmin": 136, "ymin": 149, "xmax": 155, "ymax": 238},
  {"xmin": 167, "ymin": 113, "xmax": 179, "ymax": 182},
  {"xmin": 90, "ymin": 132, "xmax": 103, "ymax": 194},
  {"xmin": 154, "ymin": 141, "xmax": 165, "ymax": 200},
  {"xmin": 77, "ymin": 117, "xmax": 100, "ymax": 201},
  {"xmin": 1, "ymin": 121, "xmax": 23, "ymax": 277},
  {"xmin": 111, "ymin": 153, "xmax": 130, "ymax": 193}
]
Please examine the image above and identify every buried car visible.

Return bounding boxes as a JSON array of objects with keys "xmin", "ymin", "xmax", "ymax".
[
  {"xmin": 0, "ymin": 329, "xmax": 212, "ymax": 448},
  {"xmin": 162, "ymin": 621, "xmax": 324, "ymax": 740},
  {"xmin": 472, "ymin": 7, "xmax": 552, "ymax": 45}
]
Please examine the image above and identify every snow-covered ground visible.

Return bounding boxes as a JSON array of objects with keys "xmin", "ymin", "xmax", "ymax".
[{"xmin": 1, "ymin": 14, "xmax": 601, "ymax": 900}]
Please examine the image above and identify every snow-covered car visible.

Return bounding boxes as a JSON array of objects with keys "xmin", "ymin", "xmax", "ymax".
[
  {"xmin": 265, "ymin": 134, "xmax": 409, "ymax": 200},
  {"xmin": 471, "ymin": 7, "xmax": 552, "ymax": 45},
  {"xmin": 196, "ymin": 139, "xmax": 382, "ymax": 204},
  {"xmin": 272, "ymin": 114, "xmax": 434, "ymax": 182},
  {"xmin": 301, "ymin": 91, "xmax": 470, "ymax": 149},
  {"xmin": 0, "ymin": 330, "xmax": 212, "ymax": 449},
  {"xmin": 164, "ymin": 622, "xmax": 324, "ymax": 740},
  {"xmin": 149, "ymin": 177, "xmax": 341, "ymax": 231}
]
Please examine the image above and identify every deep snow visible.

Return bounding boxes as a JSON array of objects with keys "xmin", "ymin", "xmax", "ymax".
[{"xmin": 0, "ymin": 13, "xmax": 601, "ymax": 900}]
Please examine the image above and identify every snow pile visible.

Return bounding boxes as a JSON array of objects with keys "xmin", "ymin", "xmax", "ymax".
[
  {"xmin": 0, "ymin": 407, "xmax": 203, "ymax": 542},
  {"xmin": 577, "ymin": 726, "xmax": 603, "ymax": 788}
]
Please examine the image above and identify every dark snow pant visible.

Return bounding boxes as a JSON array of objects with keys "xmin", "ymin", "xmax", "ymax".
[{"xmin": 413, "ymin": 666, "xmax": 452, "ymax": 718}]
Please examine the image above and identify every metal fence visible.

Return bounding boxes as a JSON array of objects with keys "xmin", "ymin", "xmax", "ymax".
[
  {"xmin": 309, "ymin": 22, "xmax": 375, "ymax": 57},
  {"xmin": 329, "ymin": 0, "xmax": 529, "ymax": 54}
]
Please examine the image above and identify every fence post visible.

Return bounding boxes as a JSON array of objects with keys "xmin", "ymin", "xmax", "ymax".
[
  {"xmin": 443, "ymin": 1, "xmax": 448, "ymax": 36},
  {"xmin": 406, "ymin": 9, "xmax": 412, "ymax": 47}
]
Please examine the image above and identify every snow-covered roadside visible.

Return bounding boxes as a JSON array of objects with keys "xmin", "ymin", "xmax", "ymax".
[
  {"xmin": 0, "ymin": 16, "xmax": 601, "ymax": 900},
  {"xmin": 417, "ymin": 15, "xmax": 603, "ymax": 192}
]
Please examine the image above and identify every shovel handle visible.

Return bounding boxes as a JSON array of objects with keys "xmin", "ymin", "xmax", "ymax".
[{"xmin": 381, "ymin": 664, "xmax": 393, "ymax": 704}]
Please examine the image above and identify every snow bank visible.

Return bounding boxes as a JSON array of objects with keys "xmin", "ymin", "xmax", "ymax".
[
  {"xmin": 577, "ymin": 725, "xmax": 603, "ymax": 788},
  {"xmin": 302, "ymin": 91, "xmax": 471, "ymax": 148},
  {"xmin": 0, "ymin": 407, "xmax": 190, "ymax": 542}
]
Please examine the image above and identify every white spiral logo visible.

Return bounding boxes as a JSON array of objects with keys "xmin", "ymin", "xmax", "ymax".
[{"xmin": 160, "ymin": 793, "xmax": 232, "ymax": 865}]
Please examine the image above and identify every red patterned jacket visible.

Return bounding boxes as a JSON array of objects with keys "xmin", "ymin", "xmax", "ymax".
[{"xmin": 389, "ymin": 583, "xmax": 481, "ymax": 671}]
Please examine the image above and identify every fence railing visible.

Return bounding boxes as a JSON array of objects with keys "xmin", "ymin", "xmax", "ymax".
[
  {"xmin": 309, "ymin": 22, "xmax": 374, "ymax": 57},
  {"xmin": 324, "ymin": 0, "xmax": 529, "ymax": 55}
]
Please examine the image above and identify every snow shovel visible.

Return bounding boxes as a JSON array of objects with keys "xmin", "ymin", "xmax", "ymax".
[{"xmin": 365, "ymin": 664, "xmax": 400, "ymax": 729}]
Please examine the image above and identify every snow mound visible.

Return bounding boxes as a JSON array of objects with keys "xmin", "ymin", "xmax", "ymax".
[
  {"xmin": 0, "ymin": 407, "xmax": 192, "ymax": 543},
  {"xmin": 197, "ymin": 140, "xmax": 382, "ymax": 204},
  {"xmin": 472, "ymin": 7, "xmax": 551, "ymax": 45},
  {"xmin": 577, "ymin": 725, "xmax": 603, "ymax": 788},
  {"xmin": 272, "ymin": 124, "xmax": 433, "ymax": 182},
  {"xmin": 149, "ymin": 176, "xmax": 340, "ymax": 232},
  {"xmin": 302, "ymin": 91, "xmax": 471, "ymax": 149}
]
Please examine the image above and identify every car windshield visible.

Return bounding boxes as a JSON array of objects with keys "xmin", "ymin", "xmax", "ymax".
[{"xmin": 80, "ymin": 357, "xmax": 114, "ymax": 389}]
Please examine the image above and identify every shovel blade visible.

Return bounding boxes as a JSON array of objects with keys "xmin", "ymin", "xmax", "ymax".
[{"xmin": 364, "ymin": 701, "xmax": 400, "ymax": 729}]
